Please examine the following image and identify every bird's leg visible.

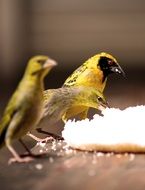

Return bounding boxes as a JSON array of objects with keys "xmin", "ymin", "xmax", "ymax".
[
  {"xmin": 6, "ymin": 143, "xmax": 33, "ymax": 164},
  {"xmin": 4, "ymin": 116, "xmax": 34, "ymax": 164},
  {"xmin": 19, "ymin": 138, "xmax": 33, "ymax": 155},
  {"xmin": 27, "ymin": 132, "xmax": 54, "ymax": 143},
  {"xmin": 36, "ymin": 128, "xmax": 64, "ymax": 141},
  {"xmin": 19, "ymin": 138, "xmax": 47, "ymax": 157}
]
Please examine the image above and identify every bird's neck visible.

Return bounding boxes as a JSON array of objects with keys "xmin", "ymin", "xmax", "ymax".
[
  {"xmin": 21, "ymin": 74, "xmax": 44, "ymax": 92},
  {"xmin": 77, "ymin": 69, "xmax": 107, "ymax": 92}
]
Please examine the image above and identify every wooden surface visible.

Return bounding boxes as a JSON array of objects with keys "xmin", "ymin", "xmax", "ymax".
[{"xmin": 1, "ymin": 140, "xmax": 145, "ymax": 190}]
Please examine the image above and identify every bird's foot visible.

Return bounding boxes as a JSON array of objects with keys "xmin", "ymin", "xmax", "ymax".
[
  {"xmin": 8, "ymin": 155, "xmax": 34, "ymax": 164},
  {"xmin": 37, "ymin": 136, "xmax": 55, "ymax": 144},
  {"xmin": 36, "ymin": 128, "xmax": 64, "ymax": 141},
  {"xmin": 8, "ymin": 152, "xmax": 47, "ymax": 164},
  {"xmin": 28, "ymin": 133, "xmax": 54, "ymax": 143}
]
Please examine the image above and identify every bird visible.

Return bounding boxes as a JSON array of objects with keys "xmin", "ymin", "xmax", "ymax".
[
  {"xmin": 0, "ymin": 55, "xmax": 57, "ymax": 163},
  {"xmin": 62, "ymin": 52, "xmax": 125, "ymax": 120},
  {"xmin": 36, "ymin": 86, "xmax": 108, "ymax": 134}
]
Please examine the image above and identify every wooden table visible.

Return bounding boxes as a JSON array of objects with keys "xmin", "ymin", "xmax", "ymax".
[{"xmin": 1, "ymin": 140, "xmax": 145, "ymax": 190}]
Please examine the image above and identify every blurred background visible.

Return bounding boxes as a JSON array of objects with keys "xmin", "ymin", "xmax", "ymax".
[{"xmin": 0, "ymin": 0, "xmax": 145, "ymax": 119}]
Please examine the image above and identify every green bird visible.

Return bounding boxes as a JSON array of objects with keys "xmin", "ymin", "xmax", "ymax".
[
  {"xmin": 0, "ymin": 55, "xmax": 57, "ymax": 163},
  {"xmin": 36, "ymin": 86, "xmax": 108, "ymax": 135}
]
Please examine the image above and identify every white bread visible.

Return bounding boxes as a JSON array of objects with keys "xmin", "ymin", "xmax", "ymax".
[{"xmin": 62, "ymin": 106, "xmax": 145, "ymax": 153}]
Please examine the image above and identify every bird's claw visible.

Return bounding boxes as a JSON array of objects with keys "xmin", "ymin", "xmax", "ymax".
[
  {"xmin": 36, "ymin": 128, "xmax": 64, "ymax": 141},
  {"xmin": 8, "ymin": 156, "xmax": 34, "ymax": 165},
  {"xmin": 38, "ymin": 136, "xmax": 55, "ymax": 143}
]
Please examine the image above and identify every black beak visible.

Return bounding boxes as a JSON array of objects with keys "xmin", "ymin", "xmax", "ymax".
[{"xmin": 110, "ymin": 64, "xmax": 125, "ymax": 77}]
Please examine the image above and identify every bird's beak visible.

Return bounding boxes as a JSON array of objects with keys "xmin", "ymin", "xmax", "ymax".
[
  {"xmin": 98, "ymin": 99, "xmax": 110, "ymax": 111},
  {"xmin": 43, "ymin": 58, "xmax": 57, "ymax": 69},
  {"xmin": 32, "ymin": 58, "xmax": 57, "ymax": 75},
  {"xmin": 110, "ymin": 63, "xmax": 125, "ymax": 77}
]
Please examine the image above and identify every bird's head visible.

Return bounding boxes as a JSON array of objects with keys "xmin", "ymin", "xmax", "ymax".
[
  {"xmin": 26, "ymin": 55, "xmax": 57, "ymax": 79},
  {"xmin": 97, "ymin": 52, "xmax": 125, "ymax": 82}
]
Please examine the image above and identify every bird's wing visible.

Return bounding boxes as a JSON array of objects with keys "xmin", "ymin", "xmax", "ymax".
[
  {"xmin": 0, "ymin": 102, "xmax": 24, "ymax": 146},
  {"xmin": 0, "ymin": 105, "xmax": 17, "ymax": 133},
  {"xmin": 63, "ymin": 64, "xmax": 87, "ymax": 87},
  {"xmin": 42, "ymin": 88, "xmax": 73, "ymax": 119},
  {"xmin": 0, "ymin": 91, "xmax": 23, "ymax": 137},
  {"xmin": 42, "ymin": 97, "xmax": 62, "ymax": 118}
]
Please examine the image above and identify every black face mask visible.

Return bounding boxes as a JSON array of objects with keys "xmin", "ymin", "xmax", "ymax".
[{"xmin": 98, "ymin": 56, "xmax": 125, "ymax": 82}]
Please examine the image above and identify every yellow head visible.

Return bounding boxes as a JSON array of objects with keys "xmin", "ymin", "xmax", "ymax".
[
  {"xmin": 74, "ymin": 86, "xmax": 109, "ymax": 110},
  {"xmin": 85, "ymin": 87, "xmax": 109, "ymax": 110},
  {"xmin": 25, "ymin": 55, "xmax": 57, "ymax": 79},
  {"xmin": 87, "ymin": 52, "xmax": 125, "ymax": 82},
  {"xmin": 63, "ymin": 52, "xmax": 125, "ymax": 90}
]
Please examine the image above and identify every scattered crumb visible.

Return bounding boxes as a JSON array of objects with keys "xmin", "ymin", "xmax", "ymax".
[
  {"xmin": 49, "ymin": 157, "xmax": 54, "ymax": 163},
  {"xmin": 116, "ymin": 154, "xmax": 122, "ymax": 158},
  {"xmin": 124, "ymin": 153, "xmax": 129, "ymax": 157},
  {"xmin": 37, "ymin": 142, "xmax": 46, "ymax": 147},
  {"xmin": 106, "ymin": 153, "xmax": 112, "ymax": 157},
  {"xmin": 97, "ymin": 152, "xmax": 104, "ymax": 157},
  {"xmin": 129, "ymin": 154, "xmax": 135, "ymax": 161},
  {"xmin": 51, "ymin": 141, "xmax": 57, "ymax": 151},
  {"xmin": 35, "ymin": 163, "xmax": 43, "ymax": 170},
  {"xmin": 39, "ymin": 149, "xmax": 44, "ymax": 153}
]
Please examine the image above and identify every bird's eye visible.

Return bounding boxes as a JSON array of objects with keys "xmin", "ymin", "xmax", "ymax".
[
  {"xmin": 108, "ymin": 60, "xmax": 114, "ymax": 66},
  {"xmin": 38, "ymin": 59, "xmax": 45, "ymax": 64},
  {"xmin": 97, "ymin": 96, "xmax": 103, "ymax": 102},
  {"xmin": 108, "ymin": 60, "xmax": 112, "ymax": 65}
]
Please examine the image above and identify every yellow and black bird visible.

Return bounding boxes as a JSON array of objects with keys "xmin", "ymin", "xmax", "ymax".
[
  {"xmin": 62, "ymin": 52, "xmax": 125, "ymax": 120},
  {"xmin": 0, "ymin": 55, "xmax": 57, "ymax": 163}
]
